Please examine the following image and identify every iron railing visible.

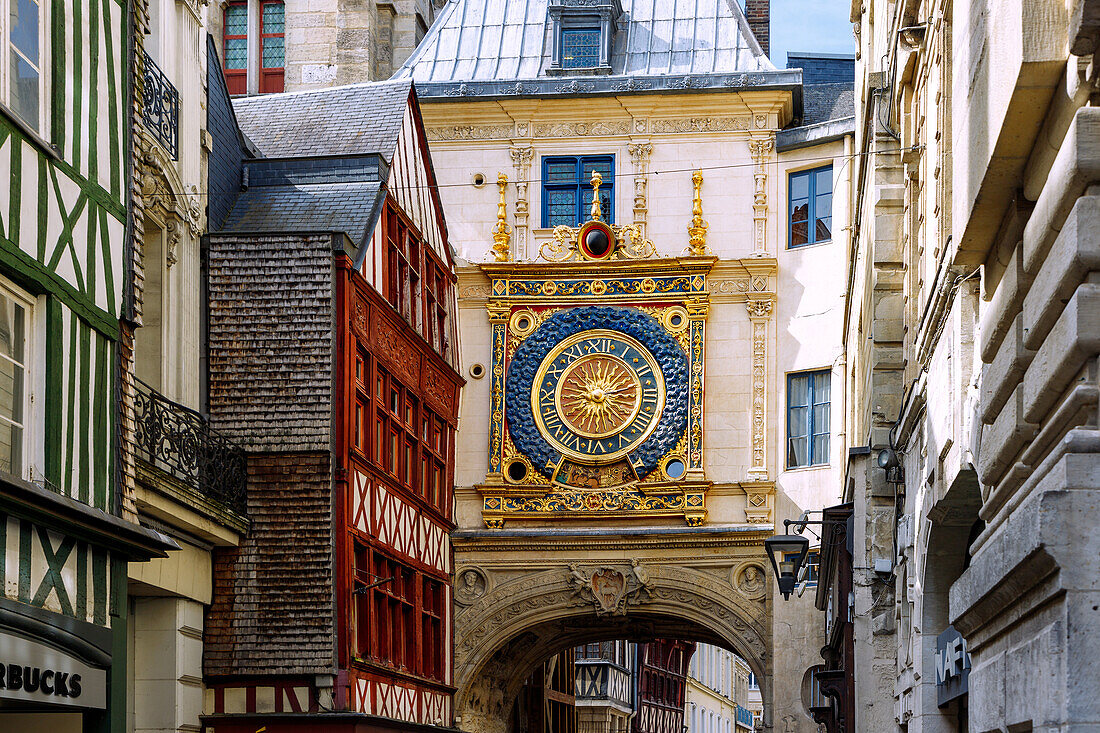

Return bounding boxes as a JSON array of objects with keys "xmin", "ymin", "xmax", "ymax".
[
  {"xmin": 133, "ymin": 379, "xmax": 246, "ymax": 514},
  {"xmin": 141, "ymin": 51, "xmax": 179, "ymax": 160},
  {"xmin": 736, "ymin": 704, "xmax": 754, "ymax": 728}
]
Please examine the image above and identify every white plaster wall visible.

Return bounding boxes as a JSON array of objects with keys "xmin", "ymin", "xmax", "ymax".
[{"xmin": 774, "ymin": 139, "xmax": 849, "ymax": 513}]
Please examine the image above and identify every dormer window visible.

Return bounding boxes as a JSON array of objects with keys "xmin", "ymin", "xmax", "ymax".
[
  {"xmin": 547, "ymin": 0, "xmax": 622, "ymax": 74},
  {"xmin": 561, "ymin": 28, "xmax": 601, "ymax": 68}
]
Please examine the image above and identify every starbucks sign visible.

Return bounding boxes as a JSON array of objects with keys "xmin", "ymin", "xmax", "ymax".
[{"xmin": 0, "ymin": 631, "xmax": 106, "ymax": 709}]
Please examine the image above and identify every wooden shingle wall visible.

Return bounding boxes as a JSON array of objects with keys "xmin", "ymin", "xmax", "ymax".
[
  {"xmin": 204, "ymin": 452, "xmax": 335, "ymax": 677},
  {"xmin": 206, "ymin": 232, "xmax": 336, "ymax": 452}
]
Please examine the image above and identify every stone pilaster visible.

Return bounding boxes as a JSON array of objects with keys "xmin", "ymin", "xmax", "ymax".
[
  {"xmin": 628, "ymin": 141, "xmax": 652, "ymax": 237},
  {"xmin": 747, "ymin": 135, "xmax": 774, "ymax": 256},
  {"xmin": 509, "ymin": 145, "xmax": 534, "ymax": 260},
  {"xmin": 745, "ymin": 294, "xmax": 774, "ymax": 481}
]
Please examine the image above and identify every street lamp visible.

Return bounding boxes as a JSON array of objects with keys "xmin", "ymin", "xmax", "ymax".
[{"xmin": 764, "ymin": 530, "xmax": 809, "ymax": 600}]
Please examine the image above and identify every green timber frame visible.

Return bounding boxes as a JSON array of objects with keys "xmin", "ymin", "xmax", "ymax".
[{"xmin": 0, "ymin": 1, "xmax": 175, "ymax": 731}]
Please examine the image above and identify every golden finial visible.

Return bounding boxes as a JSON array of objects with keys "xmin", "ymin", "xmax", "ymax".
[
  {"xmin": 687, "ymin": 169, "xmax": 709, "ymax": 255},
  {"xmin": 589, "ymin": 170, "xmax": 603, "ymax": 222},
  {"xmin": 491, "ymin": 172, "xmax": 511, "ymax": 262}
]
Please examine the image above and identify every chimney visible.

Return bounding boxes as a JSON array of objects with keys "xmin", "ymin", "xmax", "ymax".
[{"xmin": 745, "ymin": 0, "xmax": 770, "ymax": 57}]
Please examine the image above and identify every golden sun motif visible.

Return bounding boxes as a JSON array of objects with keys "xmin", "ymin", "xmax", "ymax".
[{"xmin": 558, "ymin": 356, "xmax": 641, "ymax": 438}]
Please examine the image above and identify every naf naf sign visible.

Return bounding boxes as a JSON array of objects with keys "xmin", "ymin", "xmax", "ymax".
[
  {"xmin": 0, "ymin": 631, "xmax": 107, "ymax": 709},
  {"xmin": 935, "ymin": 625, "xmax": 971, "ymax": 706}
]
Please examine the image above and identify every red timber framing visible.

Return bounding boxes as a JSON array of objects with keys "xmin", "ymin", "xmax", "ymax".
[
  {"xmin": 633, "ymin": 640, "xmax": 695, "ymax": 733},
  {"xmin": 335, "ymin": 244, "xmax": 462, "ymax": 727}
]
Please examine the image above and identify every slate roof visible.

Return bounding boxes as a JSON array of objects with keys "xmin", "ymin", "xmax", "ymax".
[
  {"xmin": 220, "ymin": 81, "xmax": 412, "ymax": 248},
  {"xmin": 219, "ymin": 181, "xmax": 383, "ymax": 245},
  {"xmin": 396, "ymin": 0, "xmax": 780, "ymax": 98},
  {"xmin": 232, "ymin": 79, "xmax": 412, "ymax": 159},
  {"xmin": 776, "ymin": 82, "xmax": 855, "ymax": 151},
  {"xmin": 803, "ymin": 83, "xmax": 855, "ymax": 126}
]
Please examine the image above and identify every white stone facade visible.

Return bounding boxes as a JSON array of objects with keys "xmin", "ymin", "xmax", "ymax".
[{"xmin": 844, "ymin": 0, "xmax": 1100, "ymax": 730}]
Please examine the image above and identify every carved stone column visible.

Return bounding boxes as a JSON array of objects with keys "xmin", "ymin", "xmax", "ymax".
[
  {"xmin": 747, "ymin": 135, "xmax": 774, "ymax": 256},
  {"xmin": 745, "ymin": 293, "xmax": 774, "ymax": 481},
  {"xmin": 509, "ymin": 145, "xmax": 534, "ymax": 260},
  {"xmin": 628, "ymin": 141, "xmax": 652, "ymax": 237}
]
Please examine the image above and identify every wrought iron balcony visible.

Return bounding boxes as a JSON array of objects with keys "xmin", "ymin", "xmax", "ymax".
[
  {"xmin": 133, "ymin": 379, "xmax": 246, "ymax": 515},
  {"xmin": 736, "ymin": 704, "xmax": 754, "ymax": 728},
  {"xmin": 141, "ymin": 51, "xmax": 179, "ymax": 160}
]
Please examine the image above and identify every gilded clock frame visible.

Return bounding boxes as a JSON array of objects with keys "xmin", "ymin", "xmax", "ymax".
[
  {"xmin": 533, "ymin": 328, "xmax": 666, "ymax": 463},
  {"xmin": 480, "ymin": 256, "xmax": 716, "ymax": 527}
]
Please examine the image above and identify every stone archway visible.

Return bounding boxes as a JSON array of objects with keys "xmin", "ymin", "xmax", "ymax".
[{"xmin": 451, "ymin": 527, "xmax": 774, "ymax": 733}]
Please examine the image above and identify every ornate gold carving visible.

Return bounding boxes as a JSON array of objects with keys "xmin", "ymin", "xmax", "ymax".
[
  {"xmin": 589, "ymin": 170, "xmax": 604, "ymax": 222},
  {"xmin": 491, "ymin": 173, "xmax": 511, "ymax": 262},
  {"xmin": 539, "ymin": 222, "xmax": 657, "ymax": 263},
  {"xmin": 508, "ymin": 309, "xmax": 538, "ymax": 337},
  {"xmin": 745, "ymin": 299, "xmax": 773, "ymax": 480},
  {"xmin": 559, "ymin": 356, "xmax": 642, "ymax": 438},
  {"xmin": 662, "ymin": 306, "xmax": 689, "ymax": 334},
  {"xmin": 532, "ymin": 330, "xmax": 664, "ymax": 462},
  {"xmin": 687, "ymin": 169, "xmax": 709, "ymax": 255}
]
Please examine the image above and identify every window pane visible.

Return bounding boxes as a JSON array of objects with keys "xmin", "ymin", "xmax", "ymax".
[
  {"xmin": 815, "ymin": 166, "xmax": 832, "ymax": 190},
  {"xmin": 790, "ymin": 173, "xmax": 809, "ymax": 200},
  {"xmin": 10, "ymin": 52, "xmax": 40, "ymax": 130},
  {"xmin": 0, "ymin": 419, "xmax": 22, "ymax": 475},
  {"xmin": 548, "ymin": 189, "xmax": 577, "ymax": 227},
  {"xmin": 262, "ymin": 35, "xmax": 284, "ymax": 68},
  {"xmin": 545, "ymin": 161, "xmax": 576, "ymax": 183},
  {"xmin": 816, "ymin": 216, "xmax": 832, "ymax": 242},
  {"xmin": 584, "ymin": 158, "xmax": 612, "ymax": 181},
  {"xmin": 812, "ymin": 433, "xmax": 829, "ymax": 464},
  {"xmin": 790, "ymin": 201, "xmax": 809, "ymax": 224},
  {"xmin": 813, "ymin": 371, "xmax": 831, "ymax": 403},
  {"xmin": 225, "ymin": 4, "xmax": 247, "ymax": 33},
  {"xmin": 812, "ymin": 403, "xmax": 830, "ymax": 435},
  {"xmin": 262, "ymin": 1, "xmax": 284, "ymax": 32},
  {"xmin": 788, "ymin": 375, "xmax": 810, "ymax": 407},
  {"xmin": 224, "ymin": 38, "xmax": 247, "ymax": 69},
  {"xmin": 561, "ymin": 28, "xmax": 600, "ymax": 68},
  {"xmin": 791, "ymin": 220, "xmax": 808, "ymax": 247},
  {"xmin": 11, "ymin": 0, "xmax": 40, "ymax": 61}
]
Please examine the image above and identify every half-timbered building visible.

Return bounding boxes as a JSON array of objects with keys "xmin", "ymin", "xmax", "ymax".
[
  {"xmin": 202, "ymin": 77, "xmax": 461, "ymax": 733},
  {"xmin": 0, "ymin": 0, "xmax": 177, "ymax": 729},
  {"xmin": 633, "ymin": 640, "xmax": 693, "ymax": 733}
]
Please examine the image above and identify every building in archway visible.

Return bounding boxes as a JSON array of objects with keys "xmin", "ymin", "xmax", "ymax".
[{"xmin": 391, "ymin": 3, "xmax": 856, "ymax": 730}]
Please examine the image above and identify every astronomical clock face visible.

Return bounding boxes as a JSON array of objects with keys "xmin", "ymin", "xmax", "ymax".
[
  {"xmin": 505, "ymin": 305, "xmax": 689, "ymax": 491},
  {"xmin": 533, "ymin": 330, "xmax": 664, "ymax": 464}
]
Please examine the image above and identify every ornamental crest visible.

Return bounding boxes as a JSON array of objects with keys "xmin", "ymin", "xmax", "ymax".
[{"xmin": 567, "ymin": 561, "xmax": 653, "ymax": 615}]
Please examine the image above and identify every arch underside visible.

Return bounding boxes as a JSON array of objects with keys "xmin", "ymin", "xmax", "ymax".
[{"xmin": 453, "ymin": 563, "xmax": 772, "ymax": 732}]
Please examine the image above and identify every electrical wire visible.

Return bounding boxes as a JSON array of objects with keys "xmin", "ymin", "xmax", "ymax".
[{"xmin": 141, "ymin": 144, "xmax": 925, "ymax": 199}]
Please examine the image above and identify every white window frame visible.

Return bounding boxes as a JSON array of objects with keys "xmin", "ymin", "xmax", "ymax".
[
  {"xmin": 0, "ymin": 0, "xmax": 49, "ymax": 138},
  {"xmin": 0, "ymin": 277, "xmax": 41, "ymax": 482}
]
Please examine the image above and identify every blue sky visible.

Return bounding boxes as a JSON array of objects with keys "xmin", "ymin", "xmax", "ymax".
[{"xmin": 767, "ymin": 0, "xmax": 855, "ymax": 67}]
